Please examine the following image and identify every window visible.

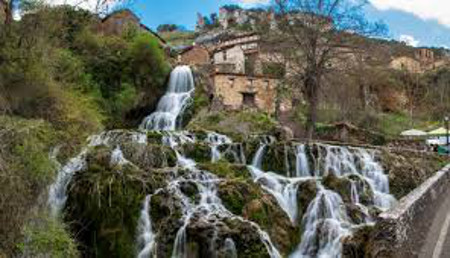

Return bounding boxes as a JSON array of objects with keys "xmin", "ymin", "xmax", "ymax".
[
  {"xmin": 229, "ymin": 77, "xmax": 235, "ymax": 88},
  {"xmin": 242, "ymin": 93, "xmax": 256, "ymax": 107},
  {"xmin": 223, "ymin": 51, "xmax": 227, "ymax": 61},
  {"xmin": 264, "ymin": 80, "xmax": 270, "ymax": 90}
]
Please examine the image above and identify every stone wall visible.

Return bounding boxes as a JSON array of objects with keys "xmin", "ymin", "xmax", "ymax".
[
  {"xmin": 180, "ymin": 46, "xmax": 210, "ymax": 66},
  {"xmin": 213, "ymin": 73, "xmax": 278, "ymax": 113},
  {"xmin": 370, "ymin": 164, "xmax": 450, "ymax": 258},
  {"xmin": 390, "ymin": 56, "xmax": 421, "ymax": 73}
]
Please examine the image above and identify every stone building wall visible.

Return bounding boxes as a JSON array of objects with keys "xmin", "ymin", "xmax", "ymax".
[
  {"xmin": 213, "ymin": 73, "xmax": 281, "ymax": 113},
  {"xmin": 390, "ymin": 56, "xmax": 421, "ymax": 73},
  {"xmin": 213, "ymin": 45, "xmax": 246, "ymax": 74},
  {"xmin": 179, "ymin": 46, "xmax": 210, "ymax": 66}
]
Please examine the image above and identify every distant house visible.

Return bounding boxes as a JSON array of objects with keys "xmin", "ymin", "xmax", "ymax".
[
  {"xmin": 390, "ymin": 48, "xmax": 450, "ymax": 73},
  {"xmin": 212, "ymin": 33, "xmax": 260, "ymax": 74},
  {"xmin": 178, "ymin": 45, "xmax": 210, "ymax": 66},
  {"xmin": 390, "ymin": 56, "xmax": 421, "ymax": 73},
  {"xmin": 206, "ymin": 33, "xmax": 291, "ymax": 114},
  {"xmin": 98, "ymin": 9, "xmax": 166, "ymax": 46}
]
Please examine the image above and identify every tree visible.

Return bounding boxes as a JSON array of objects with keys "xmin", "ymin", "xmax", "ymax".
[
  {"xmin": 157, "ymin": 24, "xmax": 179, "ymax": 32},
  {"xmin": 266, "ymin": 0, "xmax": 386, "ymax": 139}
]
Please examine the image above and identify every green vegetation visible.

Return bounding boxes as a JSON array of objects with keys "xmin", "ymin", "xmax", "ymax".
[
  {"xmin": 160, "ymin": 31, "xmax": 196, "ymax": 46},
  {"xmin": 18, "ymin": 214, "xmax": 78, "ymax": 257},
  {"xmin": 65, "ymin": 147, "xmax": 149, "ymax": 258},
  {"xmin": 188, "ymin": 110, "xmax": 278, "ymax": 141},
  {"xmin": 0, "ymin": 116, "xmax": 59, "ymax": 255},
  {"xmin": 0, "ymin": 3, "xmax": 170, "ymax": 256}
]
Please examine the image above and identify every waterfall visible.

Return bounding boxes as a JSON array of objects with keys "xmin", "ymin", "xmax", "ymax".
[
  {"xmin": 137, "ymin": 195, "xmax": 157, "ymax": 258},
  {"xmin": 48, "ymin": 131, "xmax": 148, "ymax": 217},
  {"xmin": 291, "ymin": 186, "xmax": 350, "ymax": 258},
  {"xmin": 48, "ymin": 150, "xmax": 88, "ymax": 216},
  {"xmin": 206, "ymin": 132, "xmax": 233, "ymax": 162},
  {"xmin": 295, "ymin": 144, "xmax": 310, "ymax": 177},
  {"xmin": 140, "ymin": 66, "xmax": 195, "ymax": 131},
  {"xmin": 249, "ymin": 139, "xmax": 306, "ymax": 224},
  {"xmin": 248, "ymin": 141, "xmax": 396, "ymax": 257},
  {"xmin": 224, "ymin": 238, "xmax": 237, "ymax": 258},
  {"xmin": 158, "ymin": 132, "xmax": 281, "ymax": 258},
  {"xmin": 110, "ymin": 146, "xmax": 130, "ymax": 166},
  {"xmin": 350, "ymin": 180, "xmax": 360, "ymax": 204}
]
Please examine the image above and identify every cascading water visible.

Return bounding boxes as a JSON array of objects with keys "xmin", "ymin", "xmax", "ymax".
[
  {"xmin": 135, "ymin": 66, "xmax": 281, "ymax": 258},
  {"xmin": 206, "ymin": 132, "xmax": 233, "ymax": 162},
  {"xmin": 160, "ymin": 132, "xmax": 281, "ymax": 258},
  {"xmin": 48, "ymin": 63, "xmax": 398, "ymax": 258},
  {"xmin": 140, "ymin": 66, "xmax": 195, "ymax": 131},
  {"xmin": 249, "ymin": 139, "xmax": 308, "ymax": 224},
  {"xmin": 137, "ymin": 195, "xmax": 157, "ymax": 258},
  {"xmin": 247, "ymin": 141, "xmax": 396, "ymax": 257},
  {"xmin": 295, "ymin": 144, "xmax": 310, "ymax": 177},
  {"xmin": 291, "ymin": 186, "xmax": 350, "ymax": 258}
]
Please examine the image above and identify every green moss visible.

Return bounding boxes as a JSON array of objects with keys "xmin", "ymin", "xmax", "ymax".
[
  {"xmin": 199, "ymin": 161, "xmax": 251, "ymax": 180},
  {"xmin": 19, "ymin": 214, "xmax": 78, "ymax": 257},
  {"xmin": 187, "ymin": 110, "xmax": 277, "ymax": 141},
  {"xmin": 64, "ymin": 149, "xmax": 151, "ymax": 258},
  {"xmin": 218, "ymin": 180, "xmax": 261, "ymax": 215},
  {"xmin": 121, "ymin": 142, "xmax": 177, "ymax": 169},
  {"xmin": 0, "ymin": 116, "xmax": 61, "ymax": 254},
  {"xmin": 181, "ymin": 143, "xmax": 211, "ymax": 164},
  {"xmin": 260, "ymin": 143, "xmax": 289, "ymax": 175},
  {"xmin": 146, "ymin": 131, "xmax": 163, "ymax": 144}
]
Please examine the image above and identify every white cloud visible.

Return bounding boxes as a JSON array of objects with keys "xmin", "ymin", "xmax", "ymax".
[
  {"xmin": 46, "ymin": 0, "xmax": 123, "ymax": 13},
  {"xmin": 370, "ymin": 0, "xmax": 450, "ymax": 28},
  {"xmin": 399, "ymin": 34, "xmax": 419, "ymax": 47},
  {"xmin": 231, "ymin": 0, "xmax": 270, "ymax": 7}
]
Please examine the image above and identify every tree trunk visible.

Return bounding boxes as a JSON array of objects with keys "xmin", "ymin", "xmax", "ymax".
[
  {"xmin": 305, "ymin": 75, "xmax": 319, "ymax": 139},
  {"xmin": 4, "ymin": 0, "xmax": 14, "ymax": 25},
  {"xmin": 359, "ymin": 82, "xmax": 368, "ymax": 110}
]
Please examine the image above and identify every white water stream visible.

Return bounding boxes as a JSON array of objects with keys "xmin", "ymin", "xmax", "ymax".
[
  {"xmin": 249, "ymin": 141, "xmax": 396, "ymax": 257},
  {"xmin": 140, "ymin": 65, "xmax": 194, "ymax": 131}
]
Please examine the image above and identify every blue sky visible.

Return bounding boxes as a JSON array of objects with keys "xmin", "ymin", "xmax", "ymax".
[{"xmin": 127, "ymin": 0, "xmax": 450, "ymax": 48}]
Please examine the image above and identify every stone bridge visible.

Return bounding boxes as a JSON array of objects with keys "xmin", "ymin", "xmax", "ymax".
[{"xmin": 370, "ymin": 164, "xmax": 450, "ymax": 258}]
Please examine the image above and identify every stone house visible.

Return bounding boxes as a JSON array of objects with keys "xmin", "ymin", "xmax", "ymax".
[
  {"xmin": 390, "ymin": 56, "xmax": 421, "ymax": 73},
  {"xmin": 212, "ymin": 33, "xmax": 260, "ymax": 74},
  {"xmin": 98, "ymin": 9, "xmax": 166, "ymax": 46},
  {"xmin": 213, "ymin": 73, "xmax": 287, "ymax": 113},
  {"xmin": 178, "ymin": 45, "xmax": 210, "ymax": 66},
  {"xmin": 390, "ymin": 48, "xmax": 449, "ymax": 73},
  {"xmin": 206, "ymin": 33, "xmax": 291, "ymax": 114}
]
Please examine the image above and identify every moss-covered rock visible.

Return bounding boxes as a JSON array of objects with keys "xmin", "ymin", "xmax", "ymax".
[
  {"xmin": 64, "ymin": 146, "xmax": 167, "ymax": 258},
  {"xmin": 380, "ymin": 150, "xmax": 447, "ymax": 199},
  {"xmin": 322, "ymin": 174, "xmax": 374, "ymax": 206},
  {"xmin": 296, "ymin": 180, "xmax": 319, "ymax": 222},
  {"xmin": 217, "ymin": 179, "xmax": 299, "ymax": 254},
  {"xmin": 121, "ymin": 142, "xmax": 177, "ymax": 169},
  {"xmin": 199, "ymin": 162, "xmax": 251, "ymax": 180},
  {"xmin": 342, "ymin": 225, "xmax": 375, "ymax": 258},
  {"xmin": 146, "ymin": 130, "xmax": 164, "ymax": 144},
  {"xmin": 181, "ymin": 143, "xmax": 211, "ymax": 163}
]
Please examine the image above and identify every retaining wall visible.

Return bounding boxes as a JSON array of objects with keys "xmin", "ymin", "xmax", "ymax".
[{"xmin": 370, "ymin": 164, "xmax": 450, "ymax": 257}]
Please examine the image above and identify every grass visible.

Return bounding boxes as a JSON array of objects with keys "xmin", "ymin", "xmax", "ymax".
[{"xmin": 160, "ymin": 31, "xmax": 197, "ymax": 46}]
